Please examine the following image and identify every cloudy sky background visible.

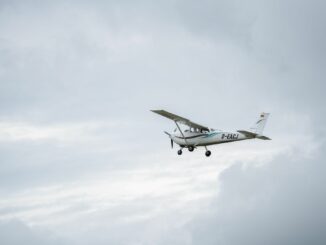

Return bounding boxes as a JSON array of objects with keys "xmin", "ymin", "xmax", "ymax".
[{"xmin": 0, "ymin": 0, "xmax": 325, "ymax": 244}]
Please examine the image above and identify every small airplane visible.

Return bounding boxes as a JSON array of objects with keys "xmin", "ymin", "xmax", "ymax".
[{"xmin": 151, "ymin": 110, "xmax": 271, "ymax": 157}]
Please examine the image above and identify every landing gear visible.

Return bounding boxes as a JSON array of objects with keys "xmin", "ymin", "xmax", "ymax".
[
  {"xmin": 177, "ymin": 146, "xmax": 210, "ymax": 157},
  {"xmin": 204, "ymin": 146, "xmax": 211, "ymax": 157},
  {"xmin": 205, "ymin": 150, "xmax": 211, "ymax": 157}
]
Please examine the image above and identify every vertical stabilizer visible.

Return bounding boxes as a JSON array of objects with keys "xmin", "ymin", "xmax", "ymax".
[{"xmin": 249, "ymin": 112, "xmax": 270, "ymax": 135}]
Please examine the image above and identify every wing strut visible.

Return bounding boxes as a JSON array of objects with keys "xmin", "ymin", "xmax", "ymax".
[{"xmin": 174, "ymin": 121, "xmax": 188, "ymax": 146}]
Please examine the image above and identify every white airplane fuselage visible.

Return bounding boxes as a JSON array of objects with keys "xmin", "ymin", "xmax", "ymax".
[{"xmin": 171, "ymin": 130, "xmax": 249, "ymax": 147}]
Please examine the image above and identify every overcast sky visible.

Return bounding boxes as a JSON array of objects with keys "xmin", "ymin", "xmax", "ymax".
[{"xmin": 1, "ymin": 0, "xmax": 326, "ymax": 244}]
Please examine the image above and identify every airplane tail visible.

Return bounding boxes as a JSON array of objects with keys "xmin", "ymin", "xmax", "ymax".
[
  {"xmin": 238, "ymin": 113, "xmax": 271, "ymax": 140},
  {"xmin": 249, "ymin": 112, "xmax": 270, "ymax": 135}
]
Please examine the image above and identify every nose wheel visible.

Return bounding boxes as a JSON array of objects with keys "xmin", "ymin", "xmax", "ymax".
[
  {"xmin": 177, "ymin": 149, "xmax": 183, "ymax": 155},
  {"xmin": 188, "ymin": 146, "xmax": 194, "ymax": 152}
]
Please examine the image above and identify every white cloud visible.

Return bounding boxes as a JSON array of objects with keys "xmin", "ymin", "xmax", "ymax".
[{"xmin": 0, "ymin": 121, "xmax": 100, "ymax": 142}]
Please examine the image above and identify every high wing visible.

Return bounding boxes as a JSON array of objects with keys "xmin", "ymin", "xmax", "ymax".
[{"xmin": 151, "ymin": 110, "xmax": 209, "ymax": 131}]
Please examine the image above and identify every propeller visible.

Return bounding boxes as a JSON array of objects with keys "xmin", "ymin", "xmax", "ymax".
[{"xmin": 164, "ymin": 131, "xmax": 173, "ymax": 149}]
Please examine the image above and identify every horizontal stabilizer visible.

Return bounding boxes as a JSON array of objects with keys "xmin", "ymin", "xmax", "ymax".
[
  {"xmin": 256, "ymin": 135, "xmax": 271, "ymax": 140},
  {"xmin": 237, "ymin": 130, "xmax": 257, "ymax": 138},
  {"xmin": 237, "ymin": 130, "xmax": 271, "ymax": 140}
]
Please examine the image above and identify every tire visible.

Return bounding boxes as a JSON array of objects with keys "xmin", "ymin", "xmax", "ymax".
[
  {"xmin": 205, "ymin": 150, "xmax": 211, "ymax": 157},
  {"xmin": 188, "ymin": 146, "xmax": 194, "ymax": 152},
  {"xmin": 177, "ymin": 149, "xmax": 183, "ymax": 155}
]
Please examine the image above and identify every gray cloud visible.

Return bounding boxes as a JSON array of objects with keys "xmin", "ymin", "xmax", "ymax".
[
  {"xmin": 0, "ymin": 219, "xmax": 67, "ymax": 245},
  {"xmin": 0, "ymin": 0, "xmax": 326, "ymax": 244},
  {"xmin": 189, "ymin": 145, "xmax": 326, "ymax": 245}
]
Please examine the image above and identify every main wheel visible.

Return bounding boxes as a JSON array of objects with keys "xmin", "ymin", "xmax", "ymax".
[
  {"xmin": 205, "ymin": 150, "xmax": 211, "ymax": 157},
  {"xmin": 188, "ymin": 146, "xmax": 194, "ymax": 152},
  {"xmin": 177, "ymin": 149, "xmax": 183, "ymax": 155}
]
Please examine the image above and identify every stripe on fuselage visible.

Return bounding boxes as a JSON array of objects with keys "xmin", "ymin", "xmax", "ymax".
[{"xmin": 174, "ymin": 134, "xmax": 207, "ymax": 140}]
